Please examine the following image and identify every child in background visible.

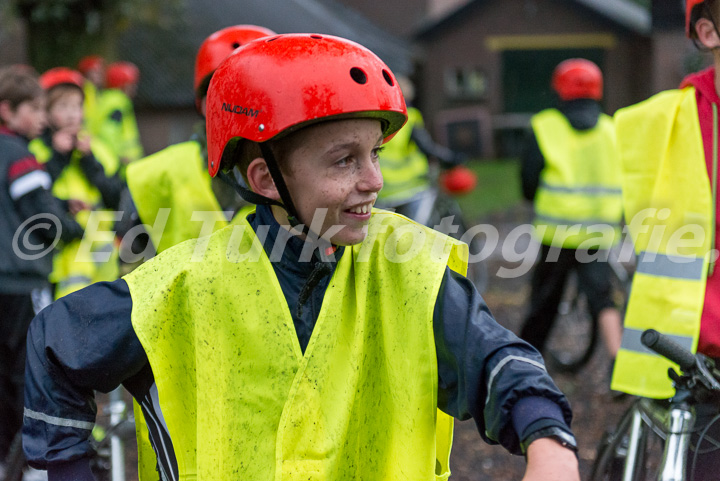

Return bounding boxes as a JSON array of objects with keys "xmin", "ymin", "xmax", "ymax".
[
  {"xmin": 77, "ymin": 55, "xmax": 105, "ymax": 137},
  {"xmin": 30, "ymin": 67, "xmax": 124, "ymax": 298},
  {"xmin": 121, "ymin": 25, "xmax": 274, "ymax": 256},
  {"xmin": 0, "ymin": 65, "xmax": 83, "ymax": 474},
  {"xmin": 96, "ymin": 61, "xmax": 143, "ymax": 168},
  {"xmin": 611, "ymin": 0, "xmax": 720, "ymax": 476}
]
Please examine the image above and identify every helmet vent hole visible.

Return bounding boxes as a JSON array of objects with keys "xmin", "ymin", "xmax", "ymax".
[
  {"xmin": 382, "ymin": 70, "xmax": 394, "ymax": 86},
  {"xmin": 310, "ymin": 35, "xmax": 323, "ymax": 39},
  {"xmin": 350, "ymin": 67, "xmax": 368, "ymax": 85},
  {"xmin": 266, "ymin": 36, "xmax": 280, "ymax": 42},
  {"xmin": 232, "ymin": 42, "xmax": 241, "ymax": 49}
]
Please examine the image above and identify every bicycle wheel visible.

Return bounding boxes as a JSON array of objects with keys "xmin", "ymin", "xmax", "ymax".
[
  {"xmin": 3, "ymin": 430, "xmax": 26, "ymax": 481},
  {"xmin": 590, "ymin": 403, "xmax": 649, "ymax": 481},
  {"xmin": 544, "ymin": 272, "xmax": 598, "ymax": 373}
]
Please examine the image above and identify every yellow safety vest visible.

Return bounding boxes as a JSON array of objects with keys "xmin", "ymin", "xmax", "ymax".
[
  {"xmin": 29, "ymin": 136, "xmax": 120, "ymax": 298},
  {"xmin": 83, "ymin": 81, "xmax": 101, "ymax": 137},
  {"xmin": 532, "ymin": 109, "xmax": 623, "ymax": 249},
  {"xmin": 126, "ymin": 141, "xmax": 232, "ymax": 254},
  {"xmin": 96, "ymin": 88, "xmax": 144, "ymax": 165},
  {"xmin": 378, "ymin": 107, "xmax": 430, "ymax": 203},
  {"xmin": 611, "ymin": 87, "xmax": 714, "ymax": 398},
  {"xmin": 125, "ymin": 210, "xmax": 467, "ymax": 480}
]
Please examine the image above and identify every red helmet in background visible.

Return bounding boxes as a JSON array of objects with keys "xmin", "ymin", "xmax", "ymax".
[
  {"xmin": 206, "ymin": 33, "xmax": 407, "ymax": 177},
  {"xmin": 194, "ymin": 25, "xmax": 276, "ymax": 104},
  {"xmin": 39, "ymin": 67, "xmax": 84, "ymax": 91},
  {"xmin": 686, "ymin": 0, "xmax": 707, "ymax": 37},
  {"xmin": 106, "ymin": 61, "xmax": 140, "ymax": 89},
  {"xmin": 551, "ymin": 58, "xmax": 603, "ymax": 102},
  {"xmin": 440, "ymin": 166, "xmax": 477, "ymax": 195},
  {"xmin": 77, "ymin": 55, "xmax": 104, "ymax": 75}
]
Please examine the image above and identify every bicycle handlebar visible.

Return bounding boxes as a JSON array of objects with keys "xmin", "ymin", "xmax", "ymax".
[{"xmin": 641, "ymin": 329, "xmax": 697, "ymax": 372}]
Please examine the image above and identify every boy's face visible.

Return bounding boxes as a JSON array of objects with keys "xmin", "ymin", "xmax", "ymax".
[
  {"xmin": 48, "ymin": 89, "xmax": 84, "ymax": 132},
  {"xmin": 3, "ymin": 97, "xmax": 46, "ymax": 139},
  {"xmin": 280, "ymin": 118, "xmax": 384, "ymax": 246}
]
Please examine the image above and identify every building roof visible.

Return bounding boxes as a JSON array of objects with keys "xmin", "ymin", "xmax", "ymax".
[
  {"xmin": 119, "ymin": 0, "xmax": 413, "ymax": 108},
  {"xmin": 414, "ymin": 0, "xmax": 651, "ymax": 38}
]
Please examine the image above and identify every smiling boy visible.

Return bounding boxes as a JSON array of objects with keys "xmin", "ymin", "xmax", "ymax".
[{"xmin": 24, "ymin": 36, "xmax": 579, "ymax": 480}]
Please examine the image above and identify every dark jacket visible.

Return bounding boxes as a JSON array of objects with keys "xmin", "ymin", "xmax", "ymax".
[
  {"xmin": 24, "ymin": 205, "xmax": 573, "ymax": 478},
  {"xmin": 0, "ymin": 128, "xmax": 83, "ymax": 293}
]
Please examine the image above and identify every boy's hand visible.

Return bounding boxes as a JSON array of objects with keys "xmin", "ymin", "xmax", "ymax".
[
  {"xmin": 75, "ymin": 131, "xmax": 92, "ymax": 155},
  {"xmin": 67, "ymin": 199, "xmax": 91, "ymax": 216},
  {"xmin": 52, "ymin": 127, "xmax": 78, "ymax": 154},
  {"xmin": 522, "ymin": 438, "xmax": 580, "ymax": 481}
]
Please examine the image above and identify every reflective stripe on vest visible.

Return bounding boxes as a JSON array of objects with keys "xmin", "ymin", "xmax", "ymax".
[
  {"xmin": 125, "ymin": 210, "xmax": 467, "ymax": 480},
  {"xmin": 532, "ymin": 108, "xmax": 623, "ymax": 249},
  {"xmin": 611, "ymin": 87, "xmax": 713, "ymax": 399},
  {"xmin": 126, "ymin": 141, "xmax": 228, "ymax": 254},
  {"xmin": 377, "ymin": 107, "xmax": 430, "ymax": 202}
]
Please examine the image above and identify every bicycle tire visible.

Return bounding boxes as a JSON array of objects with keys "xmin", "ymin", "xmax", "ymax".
[
  {"xmin": 544, "ymin": 274, "xmax": 598, "ymax": 373},
  {"xmin": 591, "ymin": 400, "xmax": 663, "ymax": 481},
  {"xmin": 591, "ymin": 403, "xmax": 638, "ymax": 481},
  {"xmin": 3, "ymin": 430, "xmax": 26, "ymax": 481}
]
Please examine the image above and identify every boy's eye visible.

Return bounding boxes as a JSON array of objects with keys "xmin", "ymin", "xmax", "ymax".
[{"xmin": 372, "ymin": 146, "xmax": 385, "ymax": 158}]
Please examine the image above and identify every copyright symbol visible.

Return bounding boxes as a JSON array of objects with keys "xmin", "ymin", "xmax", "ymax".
[{"xmin": 12, "ymin": 213, "xmax": 62, "ymax": 261}]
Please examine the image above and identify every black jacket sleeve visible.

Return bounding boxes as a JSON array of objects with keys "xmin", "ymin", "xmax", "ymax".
[
  {"xmin": 520, "ymin": 131, "xmax": 544, "ymax": 202},
  {"xmin": 411, "ymin": 127, "xmax": 464, "ymax": 167},
  {"xmin": 23, "ymin": 279, "xmax": 148, "ymax": 469},
  {"xmin": 434, "ymin": 268, "xmax": 573, "ymax": 454},
  {"xmin": 13, "ymin": 184, "xmax": 84, "ymax": 245},
  {"xmin": 77, "ymin": 153, "xmax": 125, "ymax": 210}
]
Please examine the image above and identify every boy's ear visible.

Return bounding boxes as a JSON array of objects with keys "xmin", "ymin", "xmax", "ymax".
[
  {"xmin": 695, "ymin": 17, "xmax": 720, "ymax": 49},
  {"xmin": 246, "ymin": 157, "xmax": 281, "ymax": 201}
]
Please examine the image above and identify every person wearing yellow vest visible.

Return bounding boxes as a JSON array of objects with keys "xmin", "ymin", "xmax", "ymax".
[
  {"xmin": 23, "ymin": 35, "xmax": 580, "ymax": 480},
  {"xmin": 119, "ymin": 25, "xmax": 274, "ymax": 259},
  {"xmin": 376, "ymin": 76, "xmax": 464, "ymax": 219},
  {"xmin": 96, "ymin": 61, "xmax": 144, "ymax": 169},
  {"xmin": 610, "ymin": 1, "xmax": 720, "ymax": 476},
  {"xmin": 77, "ymin": 55, "xmax": 105, "ymax": 137},
  {"xmin": 30, "ymin": 67, "xmax": 125, "ymax": 299},
  {"xmin": 519, "ymin": 59, "xmax": 624, "ymax": 366}
]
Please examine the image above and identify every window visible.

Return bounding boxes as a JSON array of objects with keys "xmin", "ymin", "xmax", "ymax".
[{"xmin": 444, "ymin": 67, "xmax": 487, "ymax": 100}]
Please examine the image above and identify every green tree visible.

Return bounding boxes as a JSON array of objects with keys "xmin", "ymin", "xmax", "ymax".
[{"xmin": 12, "ymin": 0, "xmax": 184, "ymax": 71}]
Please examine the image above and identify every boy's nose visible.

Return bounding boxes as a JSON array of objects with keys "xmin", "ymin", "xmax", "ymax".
[{"xmin": 359, "ymin": 161, "xmax": 383, "ymax": 193}]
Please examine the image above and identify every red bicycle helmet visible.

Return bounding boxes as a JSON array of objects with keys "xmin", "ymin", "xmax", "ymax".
[
  {"xmin": 194, "ymin": 25, "xmax": 276, "ymax": 104},
  {"xmin": 206, "ymin": 33, "xmax": 407, "ymax": 177},
  {"xmin": 106, "ymin": 61, "xmax": 139, "ymax": 89},
  {"xmin": 440, "ymin": 166, "xmax": 477, "ymax": 195},
  {"xmin": 77, "ymin": 55, "xmax": 103, "ymax": 75},
  {"xmin": 39, "ymin": 67, "xmax": 84, "ymax": 91},
  {"xmin": 551, "ymin": 58, "xmax": 603, "ymax": 102}
]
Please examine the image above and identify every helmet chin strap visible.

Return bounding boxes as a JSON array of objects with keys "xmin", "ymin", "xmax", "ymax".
[
  {"xmin": 257, "ymin": 142, "xmax": 304, "ymax": 229},
  {"xmin": 216, "ymin": 142, "xmax": 311, "ymax": 237}
]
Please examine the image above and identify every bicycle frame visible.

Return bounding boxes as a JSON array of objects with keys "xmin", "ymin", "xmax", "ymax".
[{"xmin": 622, "ymin": 394, "xmax": 696, "ymax": 481}]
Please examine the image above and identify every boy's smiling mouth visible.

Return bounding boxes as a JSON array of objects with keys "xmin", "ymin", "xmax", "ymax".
[{"xmin": 346, "ymin": 201, "xmax": 374, "ymax": 215}]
